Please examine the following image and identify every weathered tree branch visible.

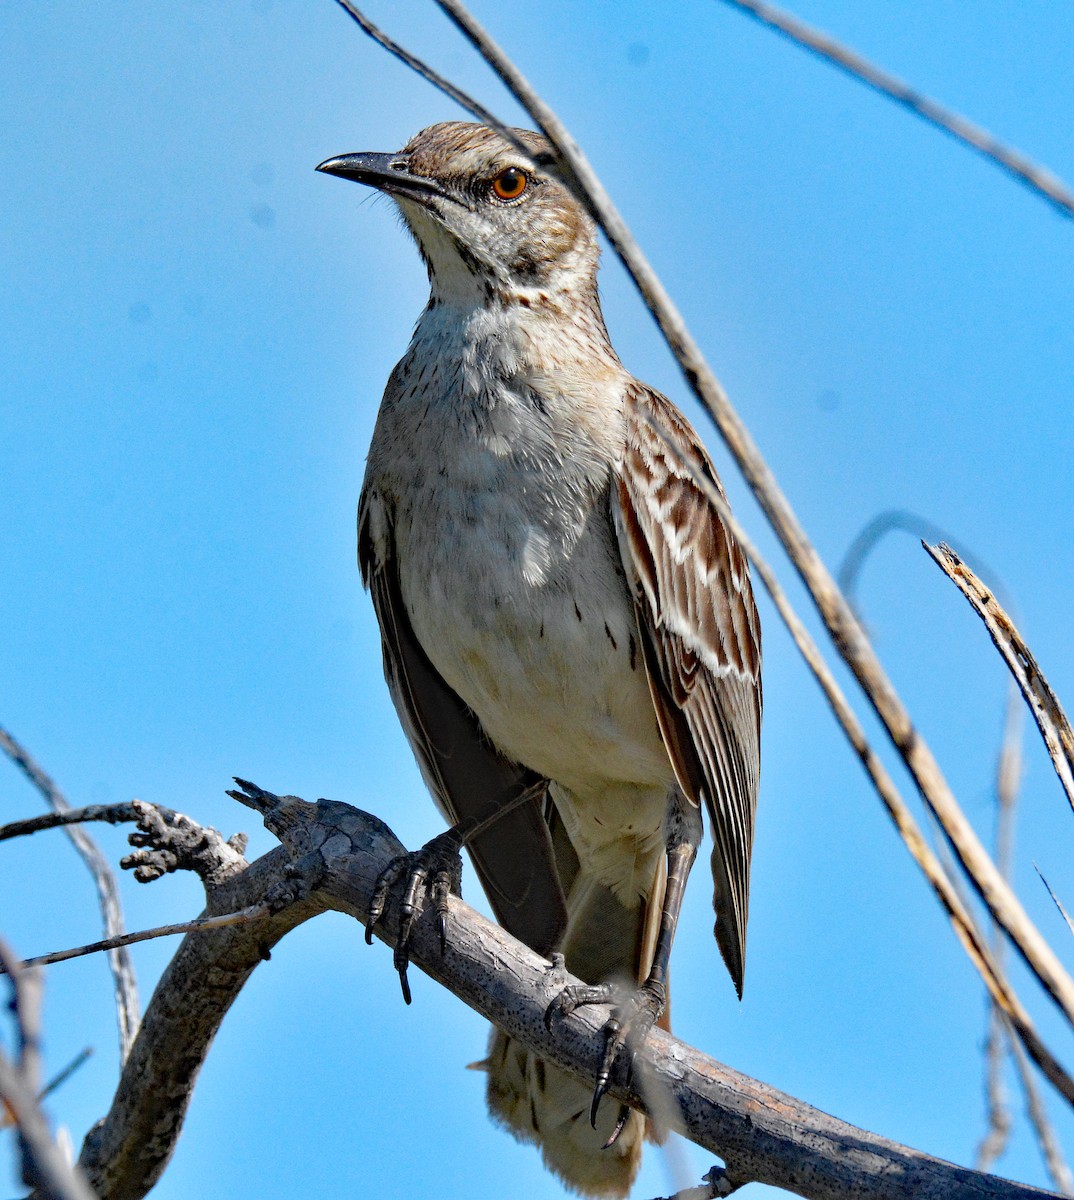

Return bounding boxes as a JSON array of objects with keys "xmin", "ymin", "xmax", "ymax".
[{"xmin": 51, "ymin": 786, "xmax": 1063, "ymax": 1200}]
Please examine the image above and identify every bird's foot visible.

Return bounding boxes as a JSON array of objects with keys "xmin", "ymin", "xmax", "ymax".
[
  {"xmin": 365, "ymin": 829, "xmax": 464, "ymax": 1005},
  {"xmin": 545, "ymin": 977, "xmax": 666, "ymax": 1145}
]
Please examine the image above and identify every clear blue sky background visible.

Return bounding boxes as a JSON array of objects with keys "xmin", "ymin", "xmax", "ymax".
[{"xmin": 3, "ymin": 3, "xmax": 1074, "ymax": 1197}]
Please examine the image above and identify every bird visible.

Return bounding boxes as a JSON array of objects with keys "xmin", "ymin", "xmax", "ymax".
[{"xmin": 317, "ymin": 121, "xmax": 761, "ymax": 1198}]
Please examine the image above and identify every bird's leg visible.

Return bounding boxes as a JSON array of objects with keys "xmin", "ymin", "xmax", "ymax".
[
  {"xmin": 366, "ymin": 780, "xmax": 546, "ymax": 1003},
  {"xmin": 546, "ymin": 796, "xmax": 701, "ymax": 1139}
]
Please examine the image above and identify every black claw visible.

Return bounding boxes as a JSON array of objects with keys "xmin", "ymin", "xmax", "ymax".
[
  {"xmin": 589, "ymin": 1085, "xmax": 605, "ymax": 1129},
  {"xmin": 602, "ymin": 1104, "xmax": 631, "ymax": 1149},
  {"xmin": 544, "ymin": 994, "xmax": 569, "ymax": 1031},
  {"xmin": 397, "ymin": 963, "xmax": 412, "ymax": 1005},
  {"xmin": 590, "ymin": 1044, "xmax": 617, "ymax": 1125},
  {"xmin": 363, "ymin": 833, "xmax": 465, "ymax": 1006}
]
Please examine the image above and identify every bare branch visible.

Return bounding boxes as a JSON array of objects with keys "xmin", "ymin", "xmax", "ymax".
[
  {"xmin": 333, "ymin": 0, "xmax": 498, "ymax": 127},
  {"xmin": 837, "ymin": 509, "xmax": 1010, "ymax": 622},
  {"xmin": 5, "ymin": 905, "xmax": 273, "ymax": 971},
  {"xmin": 66, "ymin": 789, "xmax": 1067, "ymax": 1200},
  {"xmin": 924, "ymin": 543, "xmax": 1074, "ymax": 815},
  {"xmin": 978, "ymin": 684, "xmax": 1022, "ymax": 1172},
  {"xmin": 0, "ymin": 803, "xmax": 143, "ymax": 842},
  {"xmin": 649, "ymin": 1165, "xmax": 741, "ymax": 1200},
  {"xmin": 119, "ymin": 799, "xmax": 249, "ymax": 888},
  {"xmin": 37, "ymin": 1048, "xmax": 94, "ymax": 1105},
  {"xmin": 0, "ymin": 724, "xmax": 140, "ymax": 1061},
  {"xmin": 1036, "ymin": 869, "xmax": 1074, "ymax": 940},
  {"xmin": 0, "ymin": 938, "xmax": 44, "ymax": 1101},
  {"xmin": 714, "ymin": 0, "xmax": 1074, "ymax": 219},
  {"xmin": 978, "ymin": 1004, "xmax": 1014, "ymax": 1173},
  {"xmin": 0, "ymin": 939, "xmax": 97, "ymax": 1200},
  {"xmin": 1009, "ymin": 1028, "xmax": 1074, "ymax": 1196}
]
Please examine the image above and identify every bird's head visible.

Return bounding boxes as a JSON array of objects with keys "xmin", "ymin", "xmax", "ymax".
[{"xmin": 317, "ymin": 121, "xmax": 600, "ymax": 306}]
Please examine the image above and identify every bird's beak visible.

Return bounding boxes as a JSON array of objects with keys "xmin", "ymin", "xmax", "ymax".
[{"xmin": 315, "ymin": 152, "xmax": 446, "ymax": 202}]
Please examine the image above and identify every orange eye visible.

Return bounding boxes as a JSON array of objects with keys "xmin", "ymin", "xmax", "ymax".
[{"xmin": 491, "ymin": 167, "xmax": 528, "ymax": 201}]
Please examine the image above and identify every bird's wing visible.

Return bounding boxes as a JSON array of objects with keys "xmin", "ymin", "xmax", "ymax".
[
  {"xmin": 612, "ymin": 382, "xmax": 762, "ymax": 994},
  {"xmin": 359, "ymin": 488, "xmax": 572, "ymax": 957}
]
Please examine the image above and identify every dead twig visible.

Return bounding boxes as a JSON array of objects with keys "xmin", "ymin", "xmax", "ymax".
[
  {"xmin": 0, "ymin": 938, "xmax": 98, "ymax": 1200},
  {"xmin": 714, "ymin": 0, "xmax": 1074, "ymax": 219},
  {"xmin": 0, "ymin": 803, "xmax": 143, "ymax": 842},
  {"xmin": 4, "ymin": 905, "xmax": 273, "ymax": 972},
  {"xmin": 0, "ymin": 725, "xmax": 140, "ymax": 1061},
  {"xmin": 0, "ymin": 1050, "xmax": 95, "ymax": 1131},
  {"xmin": 837, "ymin": 509, "xmax": 1009, "ymax": 621},
  {"xmin": 37, "ymin": 1048, "xmax": 94, "ymax": 1106},
  {"xmin": 924, "ymin": 543, "xmax": 1074, "ymax": 816},
  {"xmin": 1036, "ymin": 869, "xmax": 1074, "ymax": 940},
  {"xmin": 333, "ymin": 0, "xmax": 498, "ymax": 127},
  {"xmin": 978, "ymin": 684, "xmax": 1022, "ymax": 1172},
  {"xmin": 1009, "ymin": 1029, "xmax": 1074, "ymax": 1196}
]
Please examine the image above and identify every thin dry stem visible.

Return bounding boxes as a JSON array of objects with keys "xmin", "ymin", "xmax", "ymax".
[
  {"xmin": 1038, "ymin": 870, "xmax": 1074, "ymax": 939},
  {"xmin": 837, "ymin": 510, "xmax": 1009, "ymax": 621},
  {"xmin": 1009, "ymin": 1029, "xmax": 1074, "ymax": 1196},
  {"xmin": 715, "ymin": 0, "xmax": 1074, "ymax": 219},
  {"xmin": 978, "ymin": 684, "xmax": 1023, "ymax": 1171},
  {"xmin": 924, "ymin": 543, "xmax": 1074, "ymax": 816},
  {"xmin": 6, "ymin": 905, "xmax": 273, "ymax": 971},
  {"xmin": 0, "ymin": 725, "xmax": 140, "ymax": 1060},
  {"xmin": 0, "ymin": 938, "xmax": 98, "ymax": 1200}
]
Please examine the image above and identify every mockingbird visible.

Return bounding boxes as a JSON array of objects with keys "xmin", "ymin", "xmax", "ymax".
[{"xmin": 317, "ymin": 122, "xmax": 761, "ymax": 1197}]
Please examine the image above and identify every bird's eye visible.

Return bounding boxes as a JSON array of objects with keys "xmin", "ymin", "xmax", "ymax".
[{"xmin": 491, "ymin": 167, "xmax": 528, "ymax": 202}]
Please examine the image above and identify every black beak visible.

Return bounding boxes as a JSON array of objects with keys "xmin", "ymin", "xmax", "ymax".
[{"xmin": 315, "ymin": 152, "xmax": 445, "ymax": 201}]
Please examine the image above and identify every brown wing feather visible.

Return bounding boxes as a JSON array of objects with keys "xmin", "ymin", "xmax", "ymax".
[
  {"xmin": 359, "ymin": 491, "xmax": 571, "ymax": 956},
  {"xmin": 613, "ymin": 383, "xmax": 762, "ymax": 995}
]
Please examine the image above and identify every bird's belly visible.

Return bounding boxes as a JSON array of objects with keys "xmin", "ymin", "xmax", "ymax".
[{"xmin": 398, "ymin": 496, "xmax": 672, "ymax": 800}]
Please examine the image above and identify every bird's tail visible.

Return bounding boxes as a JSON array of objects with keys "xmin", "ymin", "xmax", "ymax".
[{"xmin": 484, "ymin": 862, "xmax": 667, "ymax": 1198}]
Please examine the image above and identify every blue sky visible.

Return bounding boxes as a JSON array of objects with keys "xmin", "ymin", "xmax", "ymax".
[{"xmin": 3, "ymin": 3, "xmax": 1074, "ymax": 1197}]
